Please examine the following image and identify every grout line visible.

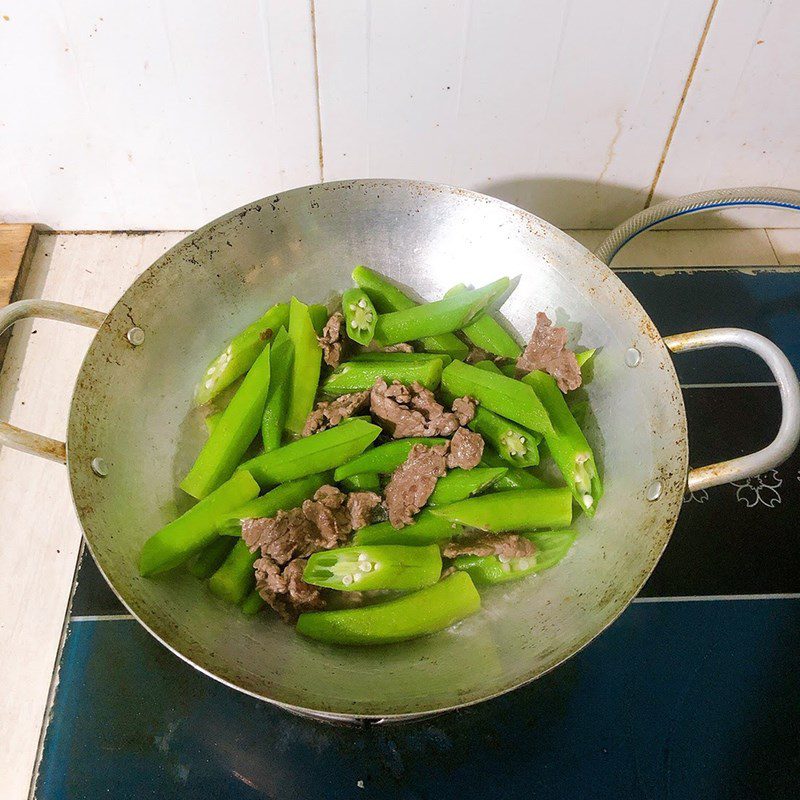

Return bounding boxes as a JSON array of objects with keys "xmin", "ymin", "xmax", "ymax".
[
  {"xmin": 309, "ymin": 0, "xmax": 325, "ymax": 183},
  {"xmin": 764, "ymin": 229, "xmax": 782, "ymax": 265},
  {"xmin": 634, "ymin": 593, "xmax": 800, "ymax": 603},
  {"xmin": 644, "ymin": 0, "xmax": 719, "ymax": 208},
  {"xmin": 680, "ymin": 382, "xmax": 778, "ymax": 389}
]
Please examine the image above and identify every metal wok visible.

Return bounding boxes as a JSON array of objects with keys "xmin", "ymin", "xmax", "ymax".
[{"xmin": 2, "ymin": 180, "xmax": 798, "ymax": 722}]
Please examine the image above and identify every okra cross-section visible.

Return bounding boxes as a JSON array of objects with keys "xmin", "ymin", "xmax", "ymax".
[
  {"xmin": 430, "ymin": 487, "xmax": 573, "ymax": 532},
  {"xmin": 521, "ymin": 370, "xmax": 602, "ymax": 515},
  {"xmin": 440, "ymin": 360, "xmax": 553, "ymax": 435},
  {"xmin": 296, "ymin": 571, "xmax": 481, "ymax": 645},
  {"xmin": 454, "ymin": 530, "xmax": 577, "ymax": 585},
  {"xmin": 322, "ymin": 359, "xmax": 443, "ymax": 395},
  {"xmin": 139, "ymin": 470, "xmax": 260, "ymax": 577},
  {"xmin": 239, "ymin": 420, "xmax": 381, "ymax": 487},
  {"xmin": 333, "ymin": 437, "xmax": 448, "ymax": 481},
  {"xmin": 303, "ymin": 544, "xmax": 442, "ymax": 591},
  {"xmin": 373, "ymin": 278, "xmax": 510, "ymax": 347},
  {"xmin": 341, "ymin": 287, "xmax": 377, "ymax": 345}
]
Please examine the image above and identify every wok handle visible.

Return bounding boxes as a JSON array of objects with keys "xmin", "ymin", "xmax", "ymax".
[
  {"xmin": 664, "ymin": 328, "xmax": 800, "ymax": 492},
  {"xmin": 0, "ymin": 299, "xmax": 106, "ymax": 464}
]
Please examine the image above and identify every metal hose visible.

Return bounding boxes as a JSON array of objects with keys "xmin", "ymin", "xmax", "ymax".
[{"xmin": 594, "ymin": 187, "xmax": 800, "ymax": 265}]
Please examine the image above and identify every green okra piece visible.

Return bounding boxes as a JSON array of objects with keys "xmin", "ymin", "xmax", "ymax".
[
  {"xmin": 453, "ymin": 529, "xmax": 577, "ymax": 585},
  {"xmin": 209, "ymin": 539, "xmax": 257, "ymax": 605},
  {"xmin": 204, "ymin": 411, "xmax": 223, "ymax": 436},
  {"xmin": 308, "ymin": 304, "xmax": 330, "ymax": 335},
  {"xmin": 338, "ymin": 472, "xmax": 381, "ymax": 493},
  {"xmin": 241, "ymin": 588, "xmax": 265, "ymax": 616},
  {"xmin": 285, "ymin": 297, "xmax": 323, "ymax": 434},
  {"xmin": 352, "ymin": 265, "xmax": 469, "ymax": 359},
  {"xmin": 187, "ymin": 536, "xmax": 236, "ymax": 579},
  {"xmin": 322, "ymin": 359, "xmax": 443, "ymax": 395},
  {"xmin": 261, "ymin": 328, "xmax": 294, "ymax": 451},
  {"xmin": 350, "ymin": 351, "xmax": 452, "ymax": 367},
  {"xmin": 576, "ymin": 349, "xmax": 595, "ymax": 368},
  {"xmin": 195, "ymin": 303, "xmax": 288, "ymax": 406},
  {"xmin": 333, "ymin": 437, "xmax": 448, "ymax": 481},
  {"xmin": 341, "ymin": 287, "xmax": 377, "ymax": 345},
  {"xmin": 499, "ymin": 363, "xmax": 517, "ymax": 377},
  {"xmin": 303, "ymin": 544, "xmax": 442, "ymax": 592},
  {"xmin": 352, "ymin": 510, "xmax": 464, "ymax": 546},
  {"xmin": 296, "ymin": 571, "xmax": 481, "ymax": 645},
  {"xmin": 492, "ymin": 468, "xmax": 548, "ymax": 491},
  {"xmin": 430, "ymin": 487, "xmax": 573, "ymax": 532},
  {"xmin": 217, "ymin": 472, "xmax": 332, "ymax": 535},
  {"xmin": 427, "ymin": 467, "xmax": 507, "ymax": 506},
  {"xmin": 239, "ymin": 420, "xmax": 381, "ymax": 487},
  {"xmin": 373, "ymin": 278, "xmax": 510, "ymax": 347},
  {"xmin": 440, "ymin": 360, "xmax": 552, "ymax": 435},
  {"xmin": 521, "ymin": 370, "xmax": 602, "ymax": 516},
  {"xmin": 181, "ymin": 342, "xmax": 272, "ymax": 499},
  {"xmin": 473, "ymin": 360, "xmax": 503, "ymax": 374},
  {"xmin": 445, "ymin": 284, "xmax": 522, "ymax": 358},
  {"xmin": 139, "ymin": 471, "xmax": 259, "ymax": 576}
]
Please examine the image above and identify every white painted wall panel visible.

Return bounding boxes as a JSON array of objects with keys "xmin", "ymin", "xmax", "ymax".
[
  {"xmin": 0, "ymin": 0, "xmax": 320, "ymax": 230},
  {"xmin": 655, "ymin": 0, "xmax": 800, "ymax": 228},
  {"xmin": 315, "ymin": 0, "xmax": 713, "ymax": 229}
]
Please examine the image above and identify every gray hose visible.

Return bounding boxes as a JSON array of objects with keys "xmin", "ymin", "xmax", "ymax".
[{"xmin": 594, "ymin": 187, "xmax": 800, "ymax": 265}]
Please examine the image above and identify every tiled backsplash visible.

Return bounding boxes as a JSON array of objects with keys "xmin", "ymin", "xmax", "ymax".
[{"xmin": 1, "ymin": 0, "xmax": 799, "ymax": 230}]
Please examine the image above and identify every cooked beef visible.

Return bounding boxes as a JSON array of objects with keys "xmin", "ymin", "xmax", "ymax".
[
  {"xmin": 446, "ymin": 426, "xmax": 484, "ymax": 469},
  {"xmin": 318, "ymin": 311, "xmax": 346, "ymax": 368},
  {"xmin": 451, "ymin": 396, "xmax": 477, "ymax": 426},
  {"xmin": 302, "ymin": 390, "xmax": 370, "ymax": 436},
  {"xmin": 370, "ymin": 378, "xmax": 475, "ymax": 438},
  {"xmin": 242, "ymin": 485, "xmax": 353, "ymax": 560},
  {"xmin": 381, "ymin": 343, "xmax": 414, "ymax": 353},
  {"xmin": 442, "ymin": 533, "xmax": 536, "ymax": 560},
  {"xmin": 254, "ymin": 556, "xmax": 325, "ymax": 622},
  {"xmin": 347, "ymin": 491, "xmax": 383, "ymax": 530},
  {"xmin": 384, "ymin": 443, "xmax": 449, "ymax": 528},
  {"xmin": 516, "ymin": 311, "xmax": 581, "ymax": 392}
]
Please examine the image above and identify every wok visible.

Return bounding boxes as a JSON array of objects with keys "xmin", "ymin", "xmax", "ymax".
[{"xmin": 2, "ymin": 180, "xmax": 798, "ymax": 722}]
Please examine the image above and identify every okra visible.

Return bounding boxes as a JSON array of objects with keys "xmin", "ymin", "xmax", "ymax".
[
  {"xmin": 470, "ymin": 406, "xmax": 540, "ymax": 466},
  {"xmin": 445, "ymin": 284, "xmax": 521, "ymax": 358},
  {"xmin": 352, "ymin": 265, "xmax": 469, "ymax": 359},
  {"xmin": 217, "ymin": 472, "xmax": 332, "ymax": 535},
  {"xmin": 352, "ymin": 510, "xmax": 463, "ymax": 546},
  {"xmin": 350, "ymin": 351, "xmax": 452, "ymax": 367},
  {"xmin": 181, "ymin": 342, "xmax": 272, "ymax": 499},
  {"xmin": 576, "ymin": 349, "xmax": 595, "ymax": 369},
  {"xmin": 499, "ymin": 363, "xmax": 517, "ymax": 378},
  {"xmin": 322, "ymin": 359, "xmax": 443, "ymax": 395},
  {"xmin": 204, "ymin": 411, "xmax": 223, "ymax": 436},
  {"xmin": 440, "ymin": 360, "xmax": 553, "ymax": 435},
  {"xmin": 261, "ymin": 328, "xmax": 294, "ymax": 451},
  {"xmin": 239, "ymin": 420, "xmax": 381, "ymax": 487},
  {"xmin": 373, "ymin": 278, "xmax": 510, "ymax": 347},
  {"xmin": 187, "ymin": 536, "xmax": 236, "ymax": 579},
  {"xmin": 430, "ymin": 488, "xmax": 573, "ymax": 532},
  {"xmin": 209, "ymin": 539, "xmax": 257, "ymax": 604},
  {"xmin": 333, "ymin": 437, "xmax": 448, "ymax": 481},
  {"xmin": 296, "ymin": 571, "xmax": 481, "ymax": 645},
  {"xmin": 195, "ymin": 303, "xmax": 288, "ymax": 406},
  {"xmin": 308, "ymin": 304, "xmax": 330, "ymax": 335},
  {"xmin": 139, "ymin": 471, "xmax": 259, "ymax": 576},
  {"xmin": 341, "ymin": 287, "xmax": 377, "ymax": 345},
  {"xmin": 427, "ymin": 467, "xmax": 507, "ymax": 506},
  {"xmin": 241, "ymin": 588, "xmax": 265, "ymax": 616},
  {"xmin": 473, "ymin": 360, "xmax": 503, "ymax": 374},
  {"xmin": 454, "ymin": 530, "xmax": 577, "ymax": 585},
  {"xmin": 338, "ymin": 472, "xmax": 381, "ymax": 493},
  {"xmin": 521, "ymin": 370, "xmax": 602, "ymax": 515},
  {"xmin": 303, "ymin": 544, "xmax": 442, "ymax": 591},
  {"xmin": 479, "ymin": 449, "xmax": 547, "ymax": 489},
  {"xmin": 285, "ymin": 297, "xmax": 323, "ymax": 434}
]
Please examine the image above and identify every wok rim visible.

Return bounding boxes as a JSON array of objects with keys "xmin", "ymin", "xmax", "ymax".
[{"xmin": 65, "ymin": 178, "xmax": 689, "ymax": 721}]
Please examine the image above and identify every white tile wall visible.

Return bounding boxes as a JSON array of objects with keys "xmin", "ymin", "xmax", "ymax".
[{"xmin": 0, "ymin": 0, "xmax": 798, "ymax": 231}]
